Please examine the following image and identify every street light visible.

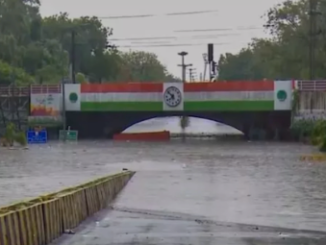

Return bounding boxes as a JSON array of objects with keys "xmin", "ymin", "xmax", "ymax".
[{"xmin": 178, "ymin": 52, "xmax": 192, "ymax": 82}]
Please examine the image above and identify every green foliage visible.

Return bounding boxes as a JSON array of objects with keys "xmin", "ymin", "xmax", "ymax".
[
  {"xmin": 291, "ymin": 119, "xmax": 326, "ymax": 151},
  {"xmin": 217, "ymin": 0, "xmax": 326, "ymax": 80},
  {"xmin": 0, "ymin": 1, "xmax": 174, "ymax": 84},
  {"xmin": 4, "ymin": 123, "xmax": 15, "ymax": 146},
  {"xmin": 179, "ymin": 116, "xmax": 190, "ymax": 129},
  {"xmin": 14, "ymin": 131, "xmax": 27, "ymax": 146},
  {"xmin": 2, "ymin": 123, "xmax": 27, "ymax": 146},
  {"xmin": 76, "ymin": 72, "xmax": 87, "ymax": 83}
]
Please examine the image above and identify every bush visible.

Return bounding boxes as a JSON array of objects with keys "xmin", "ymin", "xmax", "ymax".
[
  {"xmin": 4, "ymin": 123, "xmax": 15, "ymax": 146},
  {"xmin": 14, "ymin": 131, "xmax": 27, "ymax": 146},
  {"xmin": 292, "ymin": 119, "xmax": 326, "ymax": 152},
  {"xmin": 2, "ymin": 123, "xmax": 27, "ymax": 147}
]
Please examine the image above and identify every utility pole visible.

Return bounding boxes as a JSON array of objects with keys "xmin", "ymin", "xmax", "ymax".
[
  {"xmin": 207, "ymin": 44, "xmax": 214, "ymax": 81},
  {"xmin": 189, "ymin": 68, "xmax": 196, "ymax": 82},
  {"xmin": 70, "ymin": 30, "xmax": 76, "ymax": 83},
  {"xmin": 202, "ymin": 53, "xmax": 208, "ymax": 81},
  {"xmin": 178, "ymin": 51, "xmax": 192, "ymax": 82},
  {"xmin": 309, "ymin": 0, "xmax": 322, "ymax": 81}
]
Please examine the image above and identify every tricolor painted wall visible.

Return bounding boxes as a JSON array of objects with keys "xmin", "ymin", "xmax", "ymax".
[{"xmin": 64, "ymin": 81, "xmax": 292, "ymax": 112}]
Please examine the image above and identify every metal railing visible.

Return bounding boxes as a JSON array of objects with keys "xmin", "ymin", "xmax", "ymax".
[{"xmin": 297, "ymin": 80, "xmax": 326, "ymax": 91}]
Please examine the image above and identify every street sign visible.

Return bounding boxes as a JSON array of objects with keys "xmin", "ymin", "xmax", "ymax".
[
  {"xmin": 59, "ymin": 130, "xmax": 78, "ymax": 141},
  {"xmin": 27, "ymin": 129, "xmax": 47, "ymax": 144}
]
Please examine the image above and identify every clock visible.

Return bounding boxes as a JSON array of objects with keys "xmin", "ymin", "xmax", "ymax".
[{"xmin": 164, "ymin": 86, "xmax": 182, "ymax": 107}]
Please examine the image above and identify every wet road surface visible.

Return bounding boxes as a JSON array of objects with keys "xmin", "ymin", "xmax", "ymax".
[{"xmin": 1, "ymin": 140, "xmax": 326, "ymax": 244}]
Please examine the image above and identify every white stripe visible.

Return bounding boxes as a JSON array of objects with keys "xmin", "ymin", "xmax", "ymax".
[
  {"xmin": 65, "ymin": 84, "xmax": 80, "ymax": 111},
  {"xmin": 81, "ymin": 92, "xmax": 162, "ymax": 102},
  {"xmin": 274, "ymin": 80, "xmax": 292, "ymax": 110},
  {"xmin": 184, "ymin": 91, "xmax": 274, "ymax": 101}
]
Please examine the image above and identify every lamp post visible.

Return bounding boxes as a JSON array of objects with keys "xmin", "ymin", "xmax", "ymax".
[{"xmin": 178, "ymin": 51, "xmax": 192, "ymax": 83}]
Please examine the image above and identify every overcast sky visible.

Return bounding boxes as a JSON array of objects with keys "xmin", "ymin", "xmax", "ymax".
[{"xmin": 40, "ymin": 0, "xmax": 283, "ymax": 79}]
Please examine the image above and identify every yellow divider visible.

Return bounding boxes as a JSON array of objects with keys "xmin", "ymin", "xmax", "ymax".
[
  {"xmin": 59, "ymin": 189, "xmax": 88, "ymax": 231},
  {"xmin": 17, "ymin": 203, "xmax": 45, "ymax": 245},
  {"xmin": 42, "ymin": 199, "xmax": 62, "ymax": 244},
  {"xmin": 0, "ymin": 171, "xmax": 135, "ymax": 245},
  {"xmin": 300, "ymin": 154, "xmax": 326, "ymax": 161},
  {"xmin": 84, "ymin": 184, "xmax": 100, "ymax": 215},
  {"xmin": 0, "ymin": 211, "xmax": 20, "ymax": 245}
]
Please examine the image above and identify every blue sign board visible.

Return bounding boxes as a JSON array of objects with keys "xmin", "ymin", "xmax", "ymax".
[{"xmin": 27, "ymin": 129, "xmax": 47, "ymax": 144}]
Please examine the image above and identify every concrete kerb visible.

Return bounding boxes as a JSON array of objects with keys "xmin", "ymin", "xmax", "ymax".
[{"xmin": 0, "ymin": 171, "xmax": 135, "ymax": 245}]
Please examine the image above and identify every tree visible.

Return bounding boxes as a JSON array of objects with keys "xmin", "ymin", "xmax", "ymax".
[
  {"xmin": 0, "ymin": 0, "xmax": 175, "ymax": 85},
  {"xmin": 179, "ymin": 116, "xmax": 190, "ymax": 142},
  {"xmin": 116, "ymin": 51, "xmax": 171, "ymax": 82},
  {"xmin": 218, "ymin": 0, "xmax": 326, "ymax": 80}
]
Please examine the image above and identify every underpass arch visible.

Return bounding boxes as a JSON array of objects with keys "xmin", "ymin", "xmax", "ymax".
[{"xmin": 117, "ymin": 112, "xmax": 245, "ymax": 135}]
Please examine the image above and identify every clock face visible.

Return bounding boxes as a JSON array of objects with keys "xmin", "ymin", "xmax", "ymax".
[{"xmin": 164, "ymin": 86, "xmax": 182, "ymax": 107}]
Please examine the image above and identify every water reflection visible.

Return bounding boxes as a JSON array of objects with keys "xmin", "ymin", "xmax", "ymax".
[{"xmin": 123, "ymin": 116, "xmax": 242, "ymax": 135}]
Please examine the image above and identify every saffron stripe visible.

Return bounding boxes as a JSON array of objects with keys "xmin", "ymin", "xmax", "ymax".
[
  {"xmin": 184, "ymin": 81, "xmax": 274, "ymax": 92},
  {"xmin": 81, "ymin": 83, "xmax": 163, "ymax": 93}
]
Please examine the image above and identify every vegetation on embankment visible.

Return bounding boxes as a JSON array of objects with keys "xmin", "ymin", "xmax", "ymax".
[
  {"xmin": 0, "ymin": 0, "xmax": 180, "ymax": 85},
  {"xmin": 1, "ymin": 123, "xmax": 27, "ymax": 147},
  {"xmin": 291, "ymin": 120, "xmax": 326, "ymax": 152},
  {"xmin": 217, "ymin": 0, "xmax": 326, "ymax": 81}
]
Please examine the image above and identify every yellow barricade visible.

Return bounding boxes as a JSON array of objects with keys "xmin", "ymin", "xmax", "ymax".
[
  {"xmin": 42, "ymin": 199, "xmax": 61, "ymax": 244},
  {"xmin": 0, "ymin": 171, "xmax": 136, "ymax": 245},
  {"xmin": 300, "ymin": 154, "xmax": 326, "ymax": 161},
  {"xmin": 59, "ymin": 189, "xmax": 88, "ymax": 231},
  {"xmin": 84, "ymin": 184, "xmax": 100, "ymax": 216},
  {"xmin": 0, "ymin": 211, "xmax": 20, "ymax": 245},
  {"xmin": 16, "ymin": 203, "xmax": 45, "ymax": 245}
]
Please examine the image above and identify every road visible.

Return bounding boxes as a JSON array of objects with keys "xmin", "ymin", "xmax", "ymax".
[{"xmin": 1, "ymin": 139, "xmax": 325, "ymax": 244}]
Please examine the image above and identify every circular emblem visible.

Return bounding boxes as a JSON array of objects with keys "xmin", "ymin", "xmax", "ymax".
[
  {"xmin": 164, "ymin": 86, "xmax": 182, "ymax": 107},
  {"xmin": 69, "ymin": 92, "xmax": 78, "ymax": 103},
  {"xmin": 277, "ymin": 90, "xmax": 287, "ymax": 101}
]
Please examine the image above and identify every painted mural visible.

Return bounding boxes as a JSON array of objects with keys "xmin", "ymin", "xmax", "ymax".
[{"xmin": 28, "ymin": 85, "xmax": 62, "ymax": 126}]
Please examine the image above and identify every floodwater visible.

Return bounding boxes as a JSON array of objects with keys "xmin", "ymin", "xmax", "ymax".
[
  {"xmin": 1, "ymin": 118, "xmax": 326, "ymax": 244},
  {"xmin": 123, "ymin": 116, "xmax": 242, "ymax": 135}
]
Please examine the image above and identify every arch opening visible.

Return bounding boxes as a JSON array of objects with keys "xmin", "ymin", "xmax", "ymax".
[{"xmin": 122, "ymin": 116, "xmax": 243, "ymax": 135}]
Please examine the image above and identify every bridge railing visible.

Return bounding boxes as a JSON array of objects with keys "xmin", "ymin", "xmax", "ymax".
[
  {"xmin": 296, "ymin": 80, "xmax": 326, "ymax": 91},
  {"xmin": 295, "ymin": 80, "xmax": 326, "ymax": 119},
  {"xmin": 0, "ymin": 86, "xmax": 30, "ymax": 97}
]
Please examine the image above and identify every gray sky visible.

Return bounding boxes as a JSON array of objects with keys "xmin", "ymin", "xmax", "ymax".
[{"xmin": 40, "ymin": 0, "xmax": 283, "ymax": 79}]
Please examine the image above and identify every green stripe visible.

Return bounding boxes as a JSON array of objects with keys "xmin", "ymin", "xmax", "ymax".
[
  {"xmin": 81, "ymin": 101, "xmax": 162, "ymax": 111},
  {"xmin": 184, "ymin": 101, "xmax": 274, "ymax": 111}
]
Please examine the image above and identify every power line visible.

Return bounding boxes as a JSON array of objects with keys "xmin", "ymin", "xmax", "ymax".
[
  {"xmin": 99, "ymin": 9, "xmax": 218, "ymax": 19},
  {"xmin": 117, "ymin": 42, "xmax": 243, "ymax": 48},
  {"xmin": 109, "ymin": 32, "xmax": 242, "ymax": 42},
  {"xmin": 108, "ymin": 26, "xmax": 263, "ymax": 42},
  {"xmin": 174, "ymin": 26, "xmax": 262, "ymax": 33}
]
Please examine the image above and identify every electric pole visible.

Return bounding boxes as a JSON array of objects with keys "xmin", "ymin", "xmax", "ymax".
[
  {"xmin": 70, "ymin": 30, "xmax": 76, "ymax": 83},
  {"xmin": 178, "ymin": 51, "xmax": 192, "ymax": 82},
  {"xmin": 189, "ymin": 68, "xmax": 196, "ymax": 82},
  {"xmin": 309, "ymin": 0, "xmax": 317, "ymax": 80}
]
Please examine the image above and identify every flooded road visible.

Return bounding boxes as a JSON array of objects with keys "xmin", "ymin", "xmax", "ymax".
[
  {"xmin": 1, "ymin": 116, "xmax": 326, "ymax": 244},
  {"xmin": 1, "ymin": 139, "xmax": 326, "ymax": 244}
]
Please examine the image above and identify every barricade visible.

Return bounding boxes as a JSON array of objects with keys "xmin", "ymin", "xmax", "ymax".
[
  {"xmin": 0, "ymin": 171, "xmax": 135, "ymax": 245},
  {"xmin": 300, "ymin": 154, "xmax": 326, "ymax": 162}
]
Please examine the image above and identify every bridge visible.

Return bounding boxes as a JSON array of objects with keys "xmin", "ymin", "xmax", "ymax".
[{"xmin": 29, "ymin": 80, "xmax": 294, "ymax": 139}]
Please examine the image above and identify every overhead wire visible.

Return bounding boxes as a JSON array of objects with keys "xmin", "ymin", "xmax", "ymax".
[
  {"xmin": 108, "ymin": 26, "xmax": 263, "ymax": 43},
  {"xmin": 98, "ymin": 9, "xmax": 219, "ymax": 19},
  {"xmin": 116, "ymin": 42, "xmax": 247, "ymax": 48}
]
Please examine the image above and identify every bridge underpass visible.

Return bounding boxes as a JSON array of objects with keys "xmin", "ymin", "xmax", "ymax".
[{"xmin": 66, "ymin": 111, "xmax": 292, "ymax": 140}]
